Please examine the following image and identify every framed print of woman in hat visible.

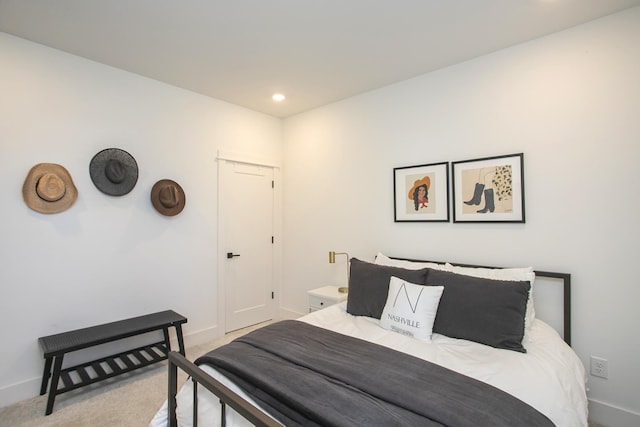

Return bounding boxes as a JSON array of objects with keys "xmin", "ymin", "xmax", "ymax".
[
  {"xmin": 411, "ymin": 177, "xmax": 430, "ymax": 211},
  {"xmin": 393, "ymin": 162, "xmax": 449, "ymax": 222}
]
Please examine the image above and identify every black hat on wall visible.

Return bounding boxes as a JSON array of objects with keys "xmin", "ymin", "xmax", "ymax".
[{"xmin": 89, "ymin": 148, "xmax": 138, "ymax": 196}]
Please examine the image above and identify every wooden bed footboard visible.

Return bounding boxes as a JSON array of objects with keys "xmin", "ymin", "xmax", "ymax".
[{"xmin": 167, "ymin": 351, "xmax": 283, "ymax": 427}]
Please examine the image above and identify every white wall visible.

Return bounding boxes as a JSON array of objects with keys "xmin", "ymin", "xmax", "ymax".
[
  {"xmin": 282, "ymin": 8, "xmax": 640, "ymax": 426},
  {"xmin": 0, "ymin": 33, "xmax": 282, "ymax": 406},
  {"xmin": 2, "ymin": 7, "xmax": 639, "ymax": 425}
]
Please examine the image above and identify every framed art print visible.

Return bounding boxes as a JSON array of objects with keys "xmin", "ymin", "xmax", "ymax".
[
  {"xmin": 452, "ymin": 153, "xmax": 525, "ymax": 223},
  {"xmin": 394, "ymin": 162, "xmax": 449, "ymax": 222}
]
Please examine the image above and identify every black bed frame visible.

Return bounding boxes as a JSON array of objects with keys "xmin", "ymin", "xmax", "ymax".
[
  {"xmin": 167, "ymin": 259, "xmax": 571, "ymax": 427},
  {"xmin": 168, "ymin": 352, "xmax": 282, "ymax": 427}
]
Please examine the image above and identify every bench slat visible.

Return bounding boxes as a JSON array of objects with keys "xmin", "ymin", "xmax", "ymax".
[
  {"xmin": 76, "ymin": 366, "xmax": 91, "ymax": 383},
  {"xmin": 59, "ymin": 371, "xmax": 73, "ymax": 389},
  {"xmin": 132, "ymin": 350, "xmax": 147, "ymax": 363},
  {"xmin": 120, "ymin": 354, "xmax": 137, "ymax": 369},
  {"xmin": 106, "ymin": 356, "xmax": 123, "ymax": 374},
  {"xmin": 144, "ymin": 345, "xmax": 164, "ymax": 362},
  {"xmin": 92, "ymin": 362, "xmax": 107, "ymax": 377}
]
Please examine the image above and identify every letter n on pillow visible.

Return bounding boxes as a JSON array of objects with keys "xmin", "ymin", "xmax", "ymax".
[{"xmin": 380, "ymin": 277, "xmax": 444, "ymax": 342}]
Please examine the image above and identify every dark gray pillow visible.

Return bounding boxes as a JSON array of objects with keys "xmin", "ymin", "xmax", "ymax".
[
  {"xmin": 347, "ymin": 258, "xmax": 429, "ymax": 319},
  {"xmin": 426, "ymin": 269, "xmax": 530, "ymax": 353}
]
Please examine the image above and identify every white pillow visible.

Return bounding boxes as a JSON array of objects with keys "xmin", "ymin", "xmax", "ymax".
[
  {"xmin": 374, "ymin": 252, "xmax": 448, "ymax": 271},
  {"xmin": 444, "ymin": 263, "xmax": 536, "ymax": 330},
  {"xmin": 380, "ymin": 276, "xmax": 444, "ymax": 342}
]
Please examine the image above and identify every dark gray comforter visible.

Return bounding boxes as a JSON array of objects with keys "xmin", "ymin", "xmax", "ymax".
[{"xmin": 196, "ymin": 320, "xmax": 553, "ymax": 427}]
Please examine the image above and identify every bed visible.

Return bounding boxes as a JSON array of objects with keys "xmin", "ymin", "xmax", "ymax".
[{"xmin": 149, "ymin": 255, "xmax": 588, "ymax": 427}]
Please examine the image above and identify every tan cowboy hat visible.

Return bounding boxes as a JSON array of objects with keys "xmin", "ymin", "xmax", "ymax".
[
  {"xmin": 407, "ymin": 176, "xmax": 430, "ymax": 200},
  {"xmin": 150, "ymin": 179, "xmax": 186, "ymax": 216},
  {"xmin": 22, "ymin": 163, "xmax": 78, "ymax": 214},
  {"xmin": 89, "ymin": 148, "xmax": 138, "ymax": 196}
]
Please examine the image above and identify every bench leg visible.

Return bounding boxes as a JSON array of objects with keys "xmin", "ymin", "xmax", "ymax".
[
  {"xmin": 163, "ymin": 325, "xmax": 186, "ymax": 356},
  {"xmin": 162, "ymin": 327, "xmax": 172, "ymax": 353},
  {"xmin": 40, "ymin": 357, "xmax": 53, "ymax": 395},
  {"xmin": 45, "ymin": 355, "xmax": 64, "ymax": 415},
  {"xmin": 175, "ymin": 325, "xmax": 186, "ymax": 356}
]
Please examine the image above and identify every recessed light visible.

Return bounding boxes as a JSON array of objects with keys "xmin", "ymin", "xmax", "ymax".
[{"xmin": 272, "ymin": 93, "xmax": 285, "ymax": 102}]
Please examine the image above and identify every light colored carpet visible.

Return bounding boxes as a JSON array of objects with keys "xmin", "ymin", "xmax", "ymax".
[{"xmin": 0, "ymin": 322, "xmax": 270, "ymax": 427}]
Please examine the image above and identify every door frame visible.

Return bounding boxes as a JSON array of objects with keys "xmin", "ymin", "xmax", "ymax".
[{"xmin": 216, "ymin": 150, "xmax": 282, "ymax": 335}]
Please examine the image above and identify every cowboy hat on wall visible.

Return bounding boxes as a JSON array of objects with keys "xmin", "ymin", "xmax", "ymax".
[
  {"xmin": 150, "ymin": 179, "xmax": 186, "ymax": 216},
  {"xmin": 89, "ymin": 148, "xmax": 138, "ymax": 196},
  {"xmin": 23, "ymin": 163, "xmax": 78, "ymax": 214}
]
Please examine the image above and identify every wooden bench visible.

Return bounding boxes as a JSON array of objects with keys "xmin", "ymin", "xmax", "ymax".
[{"xmin": 38, "ymin": 309, "xmax": 187, "ymax": 415}]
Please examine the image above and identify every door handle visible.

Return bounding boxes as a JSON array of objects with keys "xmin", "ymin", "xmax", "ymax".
[{"xmin": 227, "ymin": 252, "xmax": 240, "ymax": 259}]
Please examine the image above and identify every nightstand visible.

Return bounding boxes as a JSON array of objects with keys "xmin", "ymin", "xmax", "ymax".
[{"xmin": 308, "ymin": 286, "xmax": 348, "ymax": 313}]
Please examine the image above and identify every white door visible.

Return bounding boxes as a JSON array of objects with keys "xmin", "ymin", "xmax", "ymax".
[{"xmin": 220, "ymin": 160, "xmax": 275, "ymax": 332}]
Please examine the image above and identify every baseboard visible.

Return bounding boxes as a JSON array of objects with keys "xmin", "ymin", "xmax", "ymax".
[
  {"xmin": 278, "ymin": 307, "xmax": 304, "ymax": 320},
  {"xmin": 589, "ymin": 398, "xmax": 640, "ymax": 427},
  {"xmin": 0, "ymin": 376, "xmax": 41, "ymax": 408},
  {"xmin": 181, "ymin": 324, "xmax": 221, "ymax": 348}
]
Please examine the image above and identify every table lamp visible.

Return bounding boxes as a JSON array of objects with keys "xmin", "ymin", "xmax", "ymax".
[{"xmin": 329, "ymin": 251, "xmax": 349, "ymax": 293}]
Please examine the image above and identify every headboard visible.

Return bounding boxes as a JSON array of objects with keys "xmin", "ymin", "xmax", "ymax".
[{"xmin": 393, "ymin": 258, "xmax": 572, "ymax": 345}]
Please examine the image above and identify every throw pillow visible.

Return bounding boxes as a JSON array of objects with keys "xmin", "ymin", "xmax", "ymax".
[
  {"xmin": 380, "ymin": 276, "xmax": 444, "ymax": 342},
  {"xmin": 347, "ymin": 258, "xmax": 429, "ymax": 319}
]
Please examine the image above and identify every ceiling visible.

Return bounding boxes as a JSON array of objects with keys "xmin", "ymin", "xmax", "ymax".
[{"xmin": 1, "ymin": 0, "xmax": 639, "ymax": 118}]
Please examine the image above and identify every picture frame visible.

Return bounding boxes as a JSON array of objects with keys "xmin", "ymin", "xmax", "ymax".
[
  {"xmin": 394, "ymin": 162, "xmax": 449, "ymax": 222},
  {"xmin": 452, "ymin": 153, "xmax": 525, "ymax": 223}
]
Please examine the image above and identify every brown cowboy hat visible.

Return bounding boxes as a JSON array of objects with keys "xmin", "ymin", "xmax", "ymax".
[
  {"xmin": 22, "ymin": 163, "xmax": 78, "ymax": 214},
  {"xmin": 150, "ymin": 179, "xmax": 186, "ymax": 216},
  {"xmin": 89, "ymin": 148, "xmax": 138, "ymax": 196}
]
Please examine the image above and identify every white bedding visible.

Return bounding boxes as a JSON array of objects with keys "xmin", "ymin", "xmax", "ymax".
[{"xmin": 150, "ymin": 302, "xmax": 588, "ymax": 427}]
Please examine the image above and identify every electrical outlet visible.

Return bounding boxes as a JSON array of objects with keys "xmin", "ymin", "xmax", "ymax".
[{"xmin": 590, "ymin": 356, "xmax": 608, "ymax": 379}]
